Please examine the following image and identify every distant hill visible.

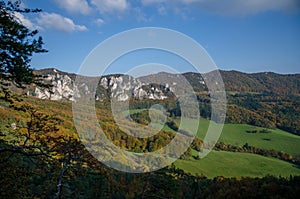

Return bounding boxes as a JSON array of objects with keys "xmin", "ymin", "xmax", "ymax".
[
  {"xmin": 13, "ymin": 68, "xmax": 298, "ymax": 135},
  {"xmin": 30, "ymin": 68, "xmax": 300, "ymax": 100},
  {"xmin": 221, "ymin": 70, "xmax": 299, "ymax": 95},
  {"xmin": 180, "ymin": 70, "xmax": 300, "ymax": 95}
]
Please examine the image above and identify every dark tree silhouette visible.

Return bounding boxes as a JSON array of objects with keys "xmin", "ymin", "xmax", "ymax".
[{"xmin": 0, "ymin": 0, "xmax": 47, "ymax": 89}]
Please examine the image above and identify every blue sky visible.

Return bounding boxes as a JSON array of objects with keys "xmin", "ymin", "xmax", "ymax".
[{"xmin": 14, "ymin": 0, "xmax": 300, "ymax": 74}]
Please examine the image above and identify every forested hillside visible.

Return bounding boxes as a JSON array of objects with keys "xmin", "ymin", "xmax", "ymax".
[
  {"xmin": 1, "ymin": 93, "xmax": 300, "ymax": 198},
  {"xmin": 25, "ymin": 68, "xmax": 300, "ymax": 135},
  {"xmin": 182, "ymin": 70, "xmax": 300, "ymax": 95},
  {"xmin": 140, "ymin": 71, "xmax": 300, "ymax": 135}
]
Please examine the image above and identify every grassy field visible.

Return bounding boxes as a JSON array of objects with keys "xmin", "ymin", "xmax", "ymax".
[
  {"xmin": 174, "ymin": 150, "xmax": 300, "ymax": 178},
  {"xmin": 219, "ymin": 124, "xmax": 300, "ymax": 156},
  {"xmin": 174, "ymin": 117, "xmax": 300, "ymax": 156},
  {"xmin": 125, "ymin": 109, "xmax": 300, "ymax": 156},
  {"xmin": 124, "ymin": 110, "xmax": 300, "ymax": 178}
]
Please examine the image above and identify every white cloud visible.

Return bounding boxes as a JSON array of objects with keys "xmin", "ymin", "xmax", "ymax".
[
  {"xmin": 95, "ymin": 18, "xmax": 105, "ymax": 26},
  {"xmin": 36, "ymin": 13, "xmax": 87, "ymax": 32},
  {"xmin": 13, "ymin": 12, "xmax": 36, "ymax": 29},
  {"xmin": 91, "ymin": 0, "xmax": 128, "ymax": 13},
  {"xmin": 54, "ymin": 0, "xmax": 91, "ymax": 15},
  {"xmin": 141, "ymin": 0, "xmax": 300, "ymax": 15}
]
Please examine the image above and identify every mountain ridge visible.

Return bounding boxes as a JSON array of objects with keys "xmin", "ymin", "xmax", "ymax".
[{"xmin": 28, "ymin": 68, "xmax": 299, "ymax": 102}]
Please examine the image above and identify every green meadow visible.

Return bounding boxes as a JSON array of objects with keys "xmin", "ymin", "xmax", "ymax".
[
  {"xmin": 174, "ymin": 117, "xmax": 300, "ymax": 156},
  {"xmin": 174, "ymin": 150, "xmax": 300, "ymax": 178},
  {"xmin": 123, "ymin": 110, "xmax": 300, "ymax": 178}
]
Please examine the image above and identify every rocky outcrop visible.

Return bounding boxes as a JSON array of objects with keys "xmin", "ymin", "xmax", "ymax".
[
  {"xmin": 34, "ymin": 72, "xmax": 81, "ymax": 101},
  {"xmin": 29, "ymin": 68, "xmax": 170, "ymax": 102}
]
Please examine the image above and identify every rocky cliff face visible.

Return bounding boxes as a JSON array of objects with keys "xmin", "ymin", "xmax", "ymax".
[
  {"xmin": 30, "ymin": 68, "xmax": 170, "ymax": 102},
  {"xmin": 99, "ymin": 75, "xmax": 169, "ymax": 101},
  {"xmin": 34, "ymin": 70, "xmax": 80, "ymax": 101},
  {"xmin": 26, "ymin": 68, "xmax": 299, "ymax": 101}
]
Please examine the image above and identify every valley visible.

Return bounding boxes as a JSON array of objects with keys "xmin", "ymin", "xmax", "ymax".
[{"xmin": 1, "ymin": 68, "xmax": 299, "ymax": 197}]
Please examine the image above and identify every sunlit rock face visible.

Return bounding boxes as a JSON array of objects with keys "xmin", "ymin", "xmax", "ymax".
[
  {"xmin": 30, "ymin": 68, "xmax": 170, "ymax": 102},
  {"xmin": 34, "ymin": 73, "xmax": 81, "ymax": 101}
]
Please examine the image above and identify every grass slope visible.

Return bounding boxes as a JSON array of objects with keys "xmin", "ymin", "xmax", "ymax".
[
  {"xmin": 219, "ymin": 124, "xmax": 300, "ymax": 156},
  {"xmin": 175, "ymin": 150, "xmax": 300, "ymax": 178},
  {"xmin": 174, "ymin": 118, "xmax": 300, "ymax": 156}
]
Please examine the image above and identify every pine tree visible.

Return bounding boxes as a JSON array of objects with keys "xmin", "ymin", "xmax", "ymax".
[{"xmin": 0, "ymin": 0, "xmax": 47, "ymax": 89}]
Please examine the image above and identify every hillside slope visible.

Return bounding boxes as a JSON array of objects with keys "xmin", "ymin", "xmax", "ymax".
[{"xmin": 14, "ymin": 68, "xmax": 299, "ymax": 135}]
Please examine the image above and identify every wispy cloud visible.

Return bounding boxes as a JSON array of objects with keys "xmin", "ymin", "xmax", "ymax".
[
  {"xmin": 91, "ymin": 0, "xmax": 128, "ymax": 13},
  {"xmin": 141, "ymin": 0, "xmax": 300, "ymax": 15},
  {"xmin": 94, "ymin": 18, "xmax": 105, "ymax": 26},
  {"xmin": 13, "ymin": 12, "xmax": 37, "ymax": 29},
  {"xmin": 134, "ymin": 7, "xmax": 149, "ymax": 22},
  {"xmin": 158, "ymin": 6, "xmax": 167, "ymax": 15},
  {"xmin": 141, "ymin": 0, "xmax": 165, "ymax": 5},
  {"xmin": 54, "ymin": 0, "xmax": 91, "ymax": 15},
  {"xmin": 181, "ymin": 0, "xmax": 300, "ymax": 15},
  {"xmin": 36, "ymin": 13, "xmax": 88, "ymax": 32}
]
